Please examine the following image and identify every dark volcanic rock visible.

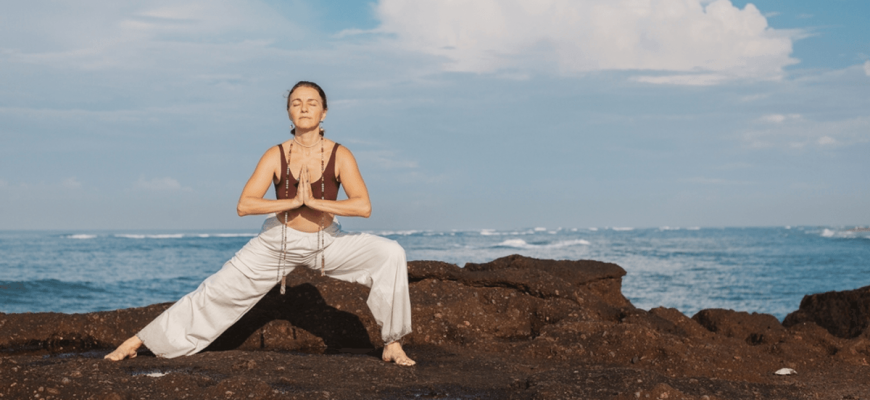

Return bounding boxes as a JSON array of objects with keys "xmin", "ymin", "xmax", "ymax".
[
  {"xmin": 783, "ymin": 285, "xmax": 870, "ymax": 339},
  {"xmin": 2, "ymin": 254, "xmax": 870, "ymax": 399},
  {"xmin": 692, "ymin": 309, "xmax": 786, "ymax": 345}
]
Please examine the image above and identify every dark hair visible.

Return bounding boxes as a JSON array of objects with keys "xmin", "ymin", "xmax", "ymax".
[
  {"xmin": 286, "ymin": 81, "xmax": 328, "ymax": 110},
  {"xmin": 287, "ymin": 81, "xmax": 327, "ymax": 136}
]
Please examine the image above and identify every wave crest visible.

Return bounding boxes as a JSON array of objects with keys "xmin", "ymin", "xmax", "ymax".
[{"xmin": 494, "ymin": 238, "xmax": 590, "ymax": 249}]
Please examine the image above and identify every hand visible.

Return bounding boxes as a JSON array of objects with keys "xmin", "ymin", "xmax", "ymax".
[
  {"xmin": 300, "ymin": 166, "xmax": 314, "ymax": 206},
  {"xmin": 289, "ymin": 166, "xmax": 307, "ymax": 209},
  {"xmin": 301, "ymin": 166, "xmax": 323, "ymax": 209}
]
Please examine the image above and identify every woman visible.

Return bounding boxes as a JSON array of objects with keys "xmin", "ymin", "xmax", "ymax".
[{"xmin": 104, "ymin": 81, "xmax": 415, "ymax": 366}]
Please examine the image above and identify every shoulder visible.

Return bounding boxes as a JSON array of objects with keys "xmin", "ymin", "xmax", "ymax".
[
  {"xmin": 262, "ymin": 144, "xmax": 282, "ymax": 159},
  {"xmin": 334, "ymin": 143, "xmax": 357, "ymax": 164},
  {"xmin": 256, "ymin": 144, "xmax": 283, "ymax": 168}
]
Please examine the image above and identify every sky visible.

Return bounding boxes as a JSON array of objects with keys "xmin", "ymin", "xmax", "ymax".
[{"xmin": 1, "ymin": 0, "xmax": 868, "ymax": 231}]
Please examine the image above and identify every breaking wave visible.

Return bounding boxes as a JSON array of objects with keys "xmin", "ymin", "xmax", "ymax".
[
  {"xmin": 493, "ymin": 239, "xmax": 590, "ymax": 249},
  {"xmin": 66, "ymin": 234, "xmax": 97, "ymax": 239}
]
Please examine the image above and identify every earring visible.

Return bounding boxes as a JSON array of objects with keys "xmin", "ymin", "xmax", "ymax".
[
  {"xmin": 290, "ymin": 123, "xmax": 295, "ymax": 135},
  {"xmin": 319, "ymin": 120, "xmax": 325, "ymax": 135}
]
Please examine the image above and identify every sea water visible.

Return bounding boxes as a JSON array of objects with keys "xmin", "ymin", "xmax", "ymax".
[{"xmin": 1, "ymin": 225, "xmax": 868, "ymax": 320}]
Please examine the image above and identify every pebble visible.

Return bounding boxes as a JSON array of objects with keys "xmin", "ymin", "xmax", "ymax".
[{"xmin": 775, "ymin": 368, "xmax": 797, "ymax": 376}]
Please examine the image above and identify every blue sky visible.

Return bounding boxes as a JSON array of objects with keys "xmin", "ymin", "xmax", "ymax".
[{"xmin": 1, "ymin": 0, "xmax": 868, "ymax": 231}]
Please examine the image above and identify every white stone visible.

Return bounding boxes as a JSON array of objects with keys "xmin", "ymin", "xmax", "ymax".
[{"xmin": 774, "ymin": 368, "xmax": 796, "ymax": 376}]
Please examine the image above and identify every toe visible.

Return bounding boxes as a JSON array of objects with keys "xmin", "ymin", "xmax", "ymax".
[{"xmin": 397, "ymin": 356, "xmax": 416, "ymax": 366}]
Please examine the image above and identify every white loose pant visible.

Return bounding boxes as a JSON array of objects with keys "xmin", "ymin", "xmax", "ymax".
[{"xmin": 136, "ymin": 216, "xmax": 412, "ymax": 358}]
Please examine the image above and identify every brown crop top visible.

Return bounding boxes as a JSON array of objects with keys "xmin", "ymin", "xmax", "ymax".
[{"xmin": 274, "ymin": 143, "xmax": 341, "ymax": 201}]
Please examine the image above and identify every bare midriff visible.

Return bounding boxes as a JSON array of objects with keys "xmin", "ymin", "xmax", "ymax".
[{"xmin": 278, "ymin": 208, "xmax": 334, "ymax": 233}]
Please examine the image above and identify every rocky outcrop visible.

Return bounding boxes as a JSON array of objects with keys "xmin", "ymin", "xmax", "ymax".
[
  {"xmin": 783, "ymin": 285, "xmax": 870, "ymax": 339},
  {"xmin": 2, "ymin": 255, "xmax": 870, "ymax": 399},
  {"xmin": 692, "ymin": 309, "xmax": 786, "ymax": 345}
]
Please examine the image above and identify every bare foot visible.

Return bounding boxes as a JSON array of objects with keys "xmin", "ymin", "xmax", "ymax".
[
  {"xmin": 104, "ymin": 336, "xmax": 143, "ymax": 361},
  {"xmin": 382, "ymin": 341, "xmax": 415, "ymax": 366}
]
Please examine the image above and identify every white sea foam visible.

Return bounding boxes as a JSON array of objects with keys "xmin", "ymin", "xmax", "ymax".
[
  {"xmin": 687, "ymin": 227, "xmax": 701, "ymax": 230},
  {"xmin": 480, "ymin": 229, "xmax": 497, "ymax": 236},
  {"xmin": 378, "ymin": 230, "xmax": 420, "ymax": 236},
  {"xmin": 534, "ymin": 227, "xmax": 547, "ymax": 232},
  {"xmin": 195, "ymin": 233, "xmax": 257, "ymax": 238},
  {"xmin": 821, "ymin": 229, "xmax": 836, "ymax": 238},
  {"xmin": 495, "ymin": 238, "xmax": 590, "ymax": 249},
  {"xmin": 588, "ymin": 227, "xmax": 598, "ymax": 231},
  {"xmin": 612, "ymin": 227, "xmax": 634, "ymax": 231},
  {"xmin": 115, "ymin": 234, "xmax": 185, "ymax": 239},
  {"xmin": 67, "ymin": 234, "xmax": 97, "ymax": 240}
]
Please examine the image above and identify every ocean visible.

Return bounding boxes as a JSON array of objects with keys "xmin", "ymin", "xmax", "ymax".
[{"xmin": 1, "ymin": 224, "xmax": 868, "ymax": 321}]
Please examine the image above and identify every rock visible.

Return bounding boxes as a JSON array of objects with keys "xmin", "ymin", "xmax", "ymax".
[
  {"xmin": 783, "ymin": 285, "xmax": 870, "ymax": 339},
  {"xmin": 692, "ymin": 309, "xmax": 786, "ymax": 345},
  {"xmin": 649, "ymin": 307, "xmax": 710, "ymax": 338},
  {"xmin": 775, "ymin": 368, "xmax": 797, "ymax": 376},
  {"xmin": 0, "ymin": 255, "xmax": 869, "ymax": 398}
]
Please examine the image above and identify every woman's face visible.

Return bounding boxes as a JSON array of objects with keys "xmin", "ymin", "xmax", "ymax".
[{"xmin": 287, "ymin": 86, "xmax": 327, "ymax": 132}]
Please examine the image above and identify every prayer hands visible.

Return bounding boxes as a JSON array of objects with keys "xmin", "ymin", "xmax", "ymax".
[{"xmin": 294, "ymin": 166, "xmax": 316, "ymax": 208}]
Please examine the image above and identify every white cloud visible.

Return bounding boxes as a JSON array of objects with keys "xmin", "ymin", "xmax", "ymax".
[
  {"xmin": 864, "ymin": 60, "xmax": 870, "ymax": 77},
  {"xmin": 742, "ymin": 116, "xmax": 870, "ymax": 149},
  {"xmin": 632, "ymin": 74, "xmax": 728, "ymax": 86},
  {"xmin": 740, "ymin": 93, "xmax": 770, "ymax": 102},
  {"xmin": 374, "ymin": 0, "xmax": 798, "ymax": 83},
  {"xmin": 0, "ymin": 1, "xmax": 297, "ymax": 71},
  {"xmin": 817, "ymin": 136, "xmax": 837, "ymax": 145},
  {"xmin": 62, "ymin": 177, "xmax": 83, "ymax": 189},
  {"xmin": 134, "ymin": 177, "xmax": 188, "ymax": 191},
  {"xmin": 758, "ymin": 113, "xmax": 801, "ymax": 123}
]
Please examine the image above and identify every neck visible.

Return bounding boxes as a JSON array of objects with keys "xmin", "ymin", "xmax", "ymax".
[{"xmin": 294, "ymin": 128, "xmax": 321, "ymax": 146}]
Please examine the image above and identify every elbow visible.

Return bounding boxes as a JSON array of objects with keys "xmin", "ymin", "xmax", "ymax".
[
  {"xmin": 236, "ymin": 202, "xmax": 248, "ymax": 217},
  {"xmin": 360, "ymin": 203, "xmax": 371, "ymax": 218}
]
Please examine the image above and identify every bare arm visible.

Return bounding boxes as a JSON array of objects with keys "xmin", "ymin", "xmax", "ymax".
[
  {"xmin": 302, "ymin": 146, "xmax": 371, "ymax": 218},
  {"xmin": 236, "ymin": 146, "xmax": 303, "ymax": 216}
]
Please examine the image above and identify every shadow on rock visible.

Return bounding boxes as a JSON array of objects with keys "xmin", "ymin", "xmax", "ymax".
[{"xmin": 205, "ymin": 283, "xmax": 374, "ymax": 354}]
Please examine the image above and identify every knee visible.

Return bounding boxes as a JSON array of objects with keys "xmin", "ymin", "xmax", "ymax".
[
  {"xmin": 377, "ymin": 238, "xmax": 406, "ymax": 261},
  {"xmin": 388, "ymin": 239, "xmax": 406, "ymax": 259}
]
